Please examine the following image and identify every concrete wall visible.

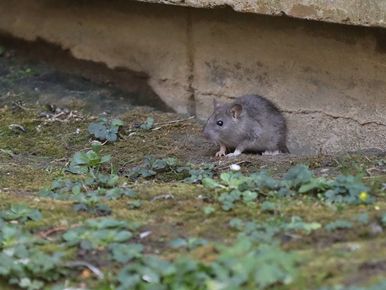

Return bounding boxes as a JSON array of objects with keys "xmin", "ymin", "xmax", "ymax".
[
  {"xmin": 0, "ymin": 0, "xmax": 385, "ymax": 154},
  {"xmin": 139, "ymin": 0, "xmax": 386, "ymax": 29}
]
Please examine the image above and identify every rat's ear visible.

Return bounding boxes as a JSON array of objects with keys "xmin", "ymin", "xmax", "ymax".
[{"xmin": 231, "ymin": 104, "xmax": 242, "ymax": 119}]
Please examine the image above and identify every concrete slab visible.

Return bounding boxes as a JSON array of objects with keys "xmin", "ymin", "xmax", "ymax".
[{"xmin": 138, "ymin": 0, "xmax": 386, "ymax": 29}]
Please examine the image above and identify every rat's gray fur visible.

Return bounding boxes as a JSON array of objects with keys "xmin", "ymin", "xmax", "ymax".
[{"xmin": 203, "ymin": 95, "xmax": 289, "ymax": 156}]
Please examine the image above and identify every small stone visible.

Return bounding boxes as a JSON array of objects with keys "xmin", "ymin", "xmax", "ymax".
[
  {"xmin": 139, "ymin": 231, "xmax": 152, "ymax": 239},
  {"xmin": 230, "ymin": 164, "xmax": 241, "ymax": 171}
]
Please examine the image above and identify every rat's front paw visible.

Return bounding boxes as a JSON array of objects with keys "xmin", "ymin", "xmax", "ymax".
[
  {"xmin": 215, "ymin": 151, "xmax": 226, "ymax": 157},
  {"xmin": 215, "ymin": 144, "xmax": 227, "ymax": 158}
]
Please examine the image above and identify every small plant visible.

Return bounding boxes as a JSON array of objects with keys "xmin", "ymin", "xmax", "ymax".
[
  {"xmin": 73, "ymin": 202, "xmax": 112, "ymax": 216},
  {"xmin": 109, "ymin": 243, "xmax": 144, "ymax": 263},
  {"xmin": 88, "ymin": 117, "xmax": 123, "ymax": 142},
  {"xmin": 203, "ymin": 171, "xmax": 258, "ymax": 210},
  {"xmin": 182, "ymin": 163, "xmax": 214, "ymax": 184},
  {"xmin": 127, "ymin": 156, "xmax": 178, "ymax": 179},
  {"xmin": 139, "ymin": 116, "xmax": 155, "ymax": 130},
  {"xmin": 0, "ymin": 222, "xmax": 65, "ymax": 289},
  {"xmin": 169, "ymin": 237, "xmax": 208, "ymax": 250},
  {"xmin": 63, "ymin": 217, "xmax": 138, "ymax": 250},
  {"xmin": 127, "ymin": 156, "xmax": 214, "ymax": 183},
  {"xmin": 229, "ymin": 217, "xmax": 321, "ymax": 244},
  {"xmin": 203, "ymin": 164, "xmax": 373, "ymax": 210},
  {"xmin": 0, "ymin": 204, "xmax": 42, "ymax": 223},
  {"xmin": 211, "ymin": 239, "xmax": 298, "ymax": 289},
  {"xmin": 116, "ymin": 238, "xmax": 299, "ymax": 290},
  {"xmin": 324, "ymin": 175, "xmax": 370, "ymax": 204},
  {"xmin": 40, "ymin": 143, "xmax": 136, "ymax": 211},
  {"xmin": 66, "ymin": 141, "xmax": 111, "ymax": 174}
]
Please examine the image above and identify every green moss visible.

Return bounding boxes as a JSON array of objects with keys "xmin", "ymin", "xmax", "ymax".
[
  {"xmin": 0, "ymin": 110, "xmax": 90, "ymax": 158},
  {"xmin": 1, "ymin": 102, "xmax": 386, "ymax": 289}
]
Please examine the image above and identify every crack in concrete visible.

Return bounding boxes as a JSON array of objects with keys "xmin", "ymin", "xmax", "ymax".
[
  {"xmin": 186, "ymin": 9, "xmax": 196, "ymax": 116},
  {"xmin": 282, "ymin": 109, "xmax": 386, "ymax": 127}
]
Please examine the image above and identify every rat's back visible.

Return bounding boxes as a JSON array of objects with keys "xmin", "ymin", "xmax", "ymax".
[
  {"xmin": 237, "ymin": 95, "xmax": 282, "ymax": 117},
  {"xmin": 236, "ymin": 94, "xmax": 289, "ymax": 153}
]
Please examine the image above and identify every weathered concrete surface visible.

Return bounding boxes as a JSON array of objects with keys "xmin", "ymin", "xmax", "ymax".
[
  {"xmin": 0, "ymin": 1, "xmax": 194, "ymax": 114},
  {"xmin": 139, "ymin": 0, "xmax": 386, "ymax": 29},
  {"xmin": 0, "ymin": 0, "xmax": 385, "ymax": 154}
]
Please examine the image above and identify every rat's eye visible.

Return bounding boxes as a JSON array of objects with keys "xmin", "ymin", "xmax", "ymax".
[{"xmin": 216, "ymin": 120, "xmax": 223, "ymax": 126}]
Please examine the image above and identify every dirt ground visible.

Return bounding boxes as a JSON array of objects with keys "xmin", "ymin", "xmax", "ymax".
[{"xmin": 1, "ymin": 40, "xmax": 386, "ymax": 290}]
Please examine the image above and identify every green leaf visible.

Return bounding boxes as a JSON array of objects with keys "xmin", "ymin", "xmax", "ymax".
[
  {"xmin": 128, "ymin": 200, "xmax": 142, "ymax": 209},
  {"xmin": 140, "ymin": 116, "xmax": 154, "ymax": 130},
  {"xmin": 88, "ymin": 122, "xmax": 107, "ymax": 139},
  {"xmin": 1, "ymin": 204, "xmax": 42, "ymax": 223},
  {"xmin": 229, "ymin": 218, "xmax": 244, "ymax": 230},
  {"xmin": 105, "ymin": 129, "xmax": 118, "ymax": 142},
  {"xmin": 242, "ymin": 190, "xmax": 258, "ymax": 203},
  {"xmin": 325, "ymin": 219, "xmax": 353, "ymax": 231},
  {"xmin": 284, "ymin": 165, "xmax": 313, "ymax": 189},
  {"xmin": 203, "ymin": 206, "xmax": 215, "ymax": 216},
  {"xmin": 88, "ymin": 118, "xmax": 122, "ymax": 142},
  {"xmin": 170, "ymin": 238, "xmax": 188, "ymax": 249},
  {"xmin": 202, "ymin": 178, "xmax": 221, "ymax": 189},
  {"xmin": 72, "ymin": 152, "xmax": 89, "ymax": 165},
  {"xmin": 111, "ymin": 119, "xmax": 124, "ymax": 127},
  {"xmin": 107, "ymin": 174, "xmax": 120, "ymax": 187},
  {"xmin": 110, "ymin": 243, "xmax": 143, "ymax": 263},
  {"xmin": 284, "ymin": 216, "xmax": 321, "ymax": 234},
  {"xmin": 356, "ymin": 213, "xmax": 369, "ymax": 225},
  {"xmin": 90, "ymin": 140, "xmax": 102, "ymax": 153},
  {"xmin": 298, "ymin": 177, "xmax": 331, "ymax": 194},
  {"xmin": 71, "ymin": 184, "xmax": 81, "ymax": 195},
  {"xmin": 260, "ymin": 201, "xmax": 277, "ymax": 213}
]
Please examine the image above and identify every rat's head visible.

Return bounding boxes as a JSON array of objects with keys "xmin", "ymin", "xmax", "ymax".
[{"xmin": 203, "ymin": 99, "xmax": 245, "ymax": 147}]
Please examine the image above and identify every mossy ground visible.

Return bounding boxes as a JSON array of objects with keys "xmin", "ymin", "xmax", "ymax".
[{"xmin": 0, "ymin": 46, "xmax": 386, "ymax": 289}]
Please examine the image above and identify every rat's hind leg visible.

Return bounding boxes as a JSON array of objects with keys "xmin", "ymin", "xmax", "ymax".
[
  {"xmin": 226, "ymin": 143, "xmax": 248, "ymax": 157},
  {"xmin": 262, "ymin": 150, "xmax": 280, "ymax": 156},
  {"xmin": 226, "ymin": 149, "xmax": 242, "ymax": 157}
]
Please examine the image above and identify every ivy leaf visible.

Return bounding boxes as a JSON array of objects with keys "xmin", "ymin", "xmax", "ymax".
[
  {"xmin": 88, "ymin": 122, "xmax": 107, "ymax": 140},
  {"xmin": 298, "ymin": 177, "xmax": 331, "ymax": 194},
  {"xmin": 105, "ymin": 129, "xmax": 118, "ymax": 142},
  {"xmin": 1, "ymin": 204, "xmax": 42, "ymax": 223},
  {"xmin": 284, "ymin": 165, "xmax": 313, "ymax": 189},
  {"xmin": 356, "ymin": 213, "xmax": 369, "ymax": 225},
  {"xmin": 88, "ymin": 118, "xmax": 123, "ymax": 142},
  {"xmin": 109, "ymin": 243, "xmax": 143, "ymax": 263},
  {"xmin": 72, "ymin": 152, "xmax": 89, "ymax": 165},
  {"xmin": 140, "ymin": 117, "xmax": 154, "ymax": 130},
  {"xmin": 284, "ymin": 216, "xmax": 321, "ymax": 234},
  {"xmin": 112, "ymin": 119, "xmax": 124, "ymax": 127},
  {"xmin": 202, "ymin": 178, "xmax": 222, "ymax": 189},
  {"xmin": 203, "ymin": 206, "xmax": 215, "ymax": 216},
  {"xmin": 169, "ymin": 238, "xmax": 188, "ymax": 249}
]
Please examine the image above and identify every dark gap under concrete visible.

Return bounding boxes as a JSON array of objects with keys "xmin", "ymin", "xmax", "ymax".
[{"xmin": 0, "ymin": 34, "xmax": 173, "ymax": 113}]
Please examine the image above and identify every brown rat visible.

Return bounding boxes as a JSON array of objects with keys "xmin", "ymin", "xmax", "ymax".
[{"xmin": 203, "ymin": 94, "xmax": 289, "ymax": 157}]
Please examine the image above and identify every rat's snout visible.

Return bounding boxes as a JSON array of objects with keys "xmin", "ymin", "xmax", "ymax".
[{"xmin": 202, "ymin": 125, "xmax": 211, "ymax": 140}]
